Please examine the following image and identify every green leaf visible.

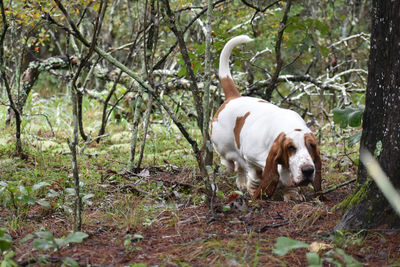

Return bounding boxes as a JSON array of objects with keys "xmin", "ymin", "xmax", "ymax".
[
  {"xmin": 20, "ymin": 233, "xmax": 35, "ymax": 244},
  {"xmin": 319, "ymin": 45, "xmax": 329, "ymax": 57},
  {"xmin": 62, "ymin": 257, "xmax": 79, "ymax": 267},
  {"xmin": 65, "ymin": 188, "xmax": 76, "ymax": 196},
  {"xmin": 348, "ymin": 108, "xmax": 364, "ymax": 127},
  {"xmin": 35, "ymin": 231, "xmax": 54, "ymax": 241},
  {"xmin": 306, "ymin": 252, "xmax": 322, "ymax": 267},
  {"xmin": 0, "ymin": 233, "xmax": 13, "ymax": 251},
  {"xmin": 326, "ymin": 248, "xmax": 362, "ymax": 267},
  {"xmin": 7, "ymin": 185, "xmax": 17, "ymax": 194},
  {"xmin": 315, "ymin": 20, "xmax": 329, "ymax": 36},
  {"xmin": 19, "ymin": 185, "xmax": 29, "ymax": 195},
  {"xmin": 273, "ymin": 237, "xmax": 310, "ymax": 256},
  {"xmin": 82, "ymin": 193, "xmax": 95, "ymax": 205},
  {"xmin": 348, "ymin": 131, "xmax": 362, "ymax": 147},
  {"xmin": 36, "ymin": 199, "xmax": 50, "ymax": 208},
  {"xmin": 133, "ymin": 234, "xmax": 144, "ymax": 240},
  {"xmin": 64, "ymin": 232, "xmax": 89, "ymax": 244},
  {"xmin": 19, "ymin": 195, "xmax": 35, "ymax": 205},
  {"xmin": 333, "ymin": 106, "xmax": 364, "ymax": 128},
  {"xmin": 54, "ymin": 238, "xmax": 66, "ymax": 248},
  {"xmin": 222, "ymin": 205, "xmax": 231, "ymax": 212},
  {"xmin": 33, "ymin": 238, "xmax": 54, "ymax": 250},
  {"xmin": 32, "ymin": 182, "xmax": 50, "ymax": 191}
]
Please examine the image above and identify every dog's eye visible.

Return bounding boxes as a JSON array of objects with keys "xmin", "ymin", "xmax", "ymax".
[{"xmin": 287, "ymin": 145, "xmax": 296, "ymax": 152}]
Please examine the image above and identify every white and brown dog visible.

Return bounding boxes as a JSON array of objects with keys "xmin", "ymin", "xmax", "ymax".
[{"xmin": 210, "ymin": 35, "xmax": 323, "ymax": 201}]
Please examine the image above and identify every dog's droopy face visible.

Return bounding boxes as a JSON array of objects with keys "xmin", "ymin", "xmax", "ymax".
[
  {"xmin": 278, "ymin": 131, "xmax": 320, "ymax": 187},
  {"xmin": 256, "ymin": 131, "xmax": 322, "ymax": 198}
]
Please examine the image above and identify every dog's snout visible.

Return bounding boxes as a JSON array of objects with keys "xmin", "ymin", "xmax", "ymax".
[{"xmin": 301, "ymin": 165, "xmax": 315, "ymax": 178}]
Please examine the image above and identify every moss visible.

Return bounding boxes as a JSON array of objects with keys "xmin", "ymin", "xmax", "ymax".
[{"xmin": 332, "ymin": 178, "xmax": 372, "ymax": 211}]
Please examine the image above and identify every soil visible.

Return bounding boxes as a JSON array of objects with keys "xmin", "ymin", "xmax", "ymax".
[{"xmin": 3, "ymin": 169, "xmax": 400, "ymax": 266}]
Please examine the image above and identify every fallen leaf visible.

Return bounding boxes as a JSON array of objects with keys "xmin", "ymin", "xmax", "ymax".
[{"xmin": 309, "ymin": 241, "xmax": 333, "ymax": 252}]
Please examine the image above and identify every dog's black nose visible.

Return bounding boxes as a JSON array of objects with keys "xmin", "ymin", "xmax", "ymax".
[{"xmin": 301, "ymin": 165, "xmax": 315, "ymax": 178}]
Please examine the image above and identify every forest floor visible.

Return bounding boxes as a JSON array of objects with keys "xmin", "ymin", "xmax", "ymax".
[{"xmin": 2, "ymin": 166, "xmax": 400, "ymax": 266}]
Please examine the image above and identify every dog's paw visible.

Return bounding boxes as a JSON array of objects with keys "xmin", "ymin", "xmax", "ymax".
[{"xmin": 283, "ymin": 187, "xmax": 305, "ymax": 202}]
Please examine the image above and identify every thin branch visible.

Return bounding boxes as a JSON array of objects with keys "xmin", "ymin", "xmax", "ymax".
[
  {"xmin": 153, "ymin": 0, "xmax": 226, "ymax": 70},
  {"xmin": 314, "ymin": 178, "xmax": 357, "ymax": 197},
  {"xmin": 26, "ymin": 113, "xmax": 56, "ymax": 138},
  {"xmin": 161, "ymin": 0, "xmax": 204, "ymax": 131},
  {"xmin": 264, "ymin": 0, "xmax": 292, "ymax": 100}
]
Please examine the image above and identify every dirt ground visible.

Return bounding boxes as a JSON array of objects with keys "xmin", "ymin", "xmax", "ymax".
[{"xmin": 4, "ymin": 169, "xmax": 400, "ymax": 266}]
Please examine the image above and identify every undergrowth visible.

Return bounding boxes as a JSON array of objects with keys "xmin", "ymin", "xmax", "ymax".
[{"xmin": 0, "ymin": 91, "xmax": 371, "ymax": 266}]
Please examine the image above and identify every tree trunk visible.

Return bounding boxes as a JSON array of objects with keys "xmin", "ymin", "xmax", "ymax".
[{"xmin": 336, "ymin": 1, "xmax": 400, "ymax": 230}]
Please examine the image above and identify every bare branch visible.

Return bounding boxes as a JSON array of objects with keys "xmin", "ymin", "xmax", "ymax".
[{"xmin": 264, "ymin": 0, "xmax": 292, "ymax": 100}]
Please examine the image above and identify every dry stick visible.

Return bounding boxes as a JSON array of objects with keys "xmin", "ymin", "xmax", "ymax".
[
  {"xmin": 313, "ymin": 178, "xmax": 357, "ymax": 197},
  {"xmin": 255, "ymin": 220, "xmax": 290, "ymax": 233},
  {"xmin": 53, "ymin": 0, "xmax": 203, "ymax": 170},
  {"xmin": 241, "ymin": 0, "xmax": 280, "ymax": 36},
  {"xmin": 264, "ymin": 0, "xmax": 292, "ymax": 100},
  {"xmin": 137, "ymin": 94, "xmax": 153, "ymax": 170}
]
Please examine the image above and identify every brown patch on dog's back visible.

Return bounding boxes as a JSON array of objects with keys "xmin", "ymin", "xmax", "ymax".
[
  {"xmin": 233, "ymin": 112, "xmax": 250, "ymax": 149},
  {"xmin": 295, "ymin": 128, "xmax": 302, "ymax": 131}
]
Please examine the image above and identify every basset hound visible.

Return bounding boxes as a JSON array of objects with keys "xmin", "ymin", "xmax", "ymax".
[{"xmin": 210, "ymin": 35, "xmax": 323, "ymax": 201}]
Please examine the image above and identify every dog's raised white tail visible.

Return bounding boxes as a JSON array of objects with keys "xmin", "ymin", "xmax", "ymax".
[{"xmin": 218, "ymin": 35, "xmax": 253, "ymax": 79}]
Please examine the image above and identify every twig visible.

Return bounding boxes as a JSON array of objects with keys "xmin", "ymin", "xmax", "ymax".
[
  {"xmin": 153, "ymin": 0, "xmax": 226, "ymax": 70},
  {"xmin": 255, "ymin": 220, "xmax": 290, "ymax": 233},
  {"xmin": 314, "ymin": 178, "xmax": 357, "ymax": 197},
  {"xmin": 264, "ymin": 0, "xmax": 292, "ymax": 100},
  {"xmin": 328, "ymin": 32, "xmax": 370, "ymax": 48},
  {"xmin": 80, "ymin": 133, "xmax": 109, "ymax": 154}
]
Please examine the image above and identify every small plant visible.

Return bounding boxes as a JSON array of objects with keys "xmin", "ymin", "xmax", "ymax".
[
  {"xmin": 0, "ymin": 181, "xmax": 50, "ymax": 213},
  {"xmin": 46, "ymin": 185, "xmax": 94, "ymax": 215},
  {"xmin": 332, "ymin": 105, "xmax": 364, "ymax": 147},
  {"xmin": 273, "ymin": 236, "xmax": 362, "ymax": 267},
  {"xmin": 0, "ymin": 228, "xmax": 18, "ymax": 267},
  {"xmin": 21, "ymin": 231, "xmax": 88, "ymax": 252},
  {"xmin": 18, "ymin": 230, "xmax": 88, "ymax": 266},
  {"xmin": 123, "ymin": 233, "xmax": 143, "ymax": 253}
]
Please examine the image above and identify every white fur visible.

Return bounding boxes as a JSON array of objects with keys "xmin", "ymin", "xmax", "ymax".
[
  {"xmin": 211, "ymin": 97, "xmax": 314, "ymax": 191},
  {"xmin": 219, "ymin": 35, "xmax": 253, "ymax": 79},
  {"xmin": 211, "ymin": 36, "xmax": 317, "ymax": 200}
]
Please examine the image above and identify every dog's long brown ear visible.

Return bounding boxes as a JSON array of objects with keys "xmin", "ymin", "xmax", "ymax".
[
  {"xmin": 304, "ymin": 133, "xmax": 326, "ymax": 201},
  {"xmin": 253, "ymin": 133, "xmax": 286, "ymax": 199}
]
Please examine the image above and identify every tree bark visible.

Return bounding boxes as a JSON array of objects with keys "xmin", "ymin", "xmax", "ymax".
[{"xmin": 336, "ymin": 1, "xmax": 400, "ymax": 230}]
